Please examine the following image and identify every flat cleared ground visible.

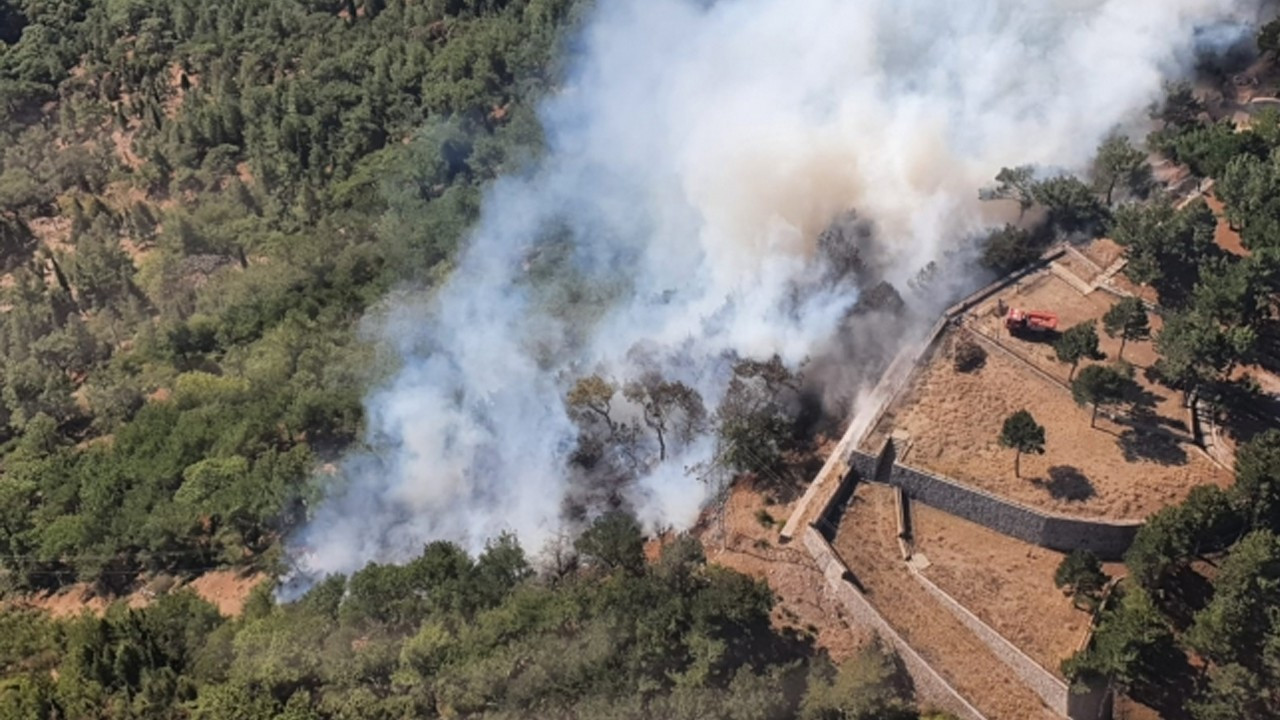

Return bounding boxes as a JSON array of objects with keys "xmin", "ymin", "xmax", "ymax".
[
  {"xmin": 887, "ymin": 330, "xmax": 1229, "ymax": 518},
  {"xmin": 966, "ymin": 271, "xmax": 1163, "ymax": 378},
  {"xmin": 833, "ymin": 483, "xmax": 1059, "ymax": 720},
  {"xmin": 912, "ymin": 501, "xmax": 1097, "ymax": 675},
  {"xmin": 874, "ymin": 257, "xmax": 1232, "ymax": 519}
]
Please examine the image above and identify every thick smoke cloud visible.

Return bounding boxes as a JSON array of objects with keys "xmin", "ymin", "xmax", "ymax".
[{"xmin": 282, "ymin": 0, "xmax": 1266, "ymax": 591}]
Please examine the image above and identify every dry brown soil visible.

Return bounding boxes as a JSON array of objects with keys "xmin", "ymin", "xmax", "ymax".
[
  {"xmin": 694, "ymin": 482, "xmax": 873, "ymax": 663},
  {"xmin": 187, "ymin": 570, "xmax": 267, "ymax": 616},
  {"xmin": 833, "ymin": 482, "xmax": 1059, "ymax": 720},
  {"xmin": 9, "ymin": 570, "xmax": 266, "ymax": 619},
  {"xmin": 886, "ymin": 266, "xmax": 1231, "ymax": 519},
  {"xmin": 911, "ymin": 501, "xmax": 1093, "ymax": 675}
]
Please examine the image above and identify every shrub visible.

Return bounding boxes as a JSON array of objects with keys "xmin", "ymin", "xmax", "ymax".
[
  {"xmin": 953, "ymin": 337, "xmax": 987, "ymax": 373},
  {"xmin": 755, "ymin": 508, "xmax": 777, "ymax": 528}
]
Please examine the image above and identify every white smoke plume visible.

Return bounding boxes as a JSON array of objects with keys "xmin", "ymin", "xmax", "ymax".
[{"xmin": 283, "ymin": 0, "xmax": 1268, "ymax": 591}]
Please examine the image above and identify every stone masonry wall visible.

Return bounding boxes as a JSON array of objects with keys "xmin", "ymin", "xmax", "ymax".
[{"xmin": 847, "ymin": 449, "xmax": 1141, "ymax": 560}]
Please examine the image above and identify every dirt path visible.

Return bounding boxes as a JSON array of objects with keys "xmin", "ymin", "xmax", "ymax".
[{"xmin": 834, "ymin": 483, "xmax": 1059, "ymax": 720}]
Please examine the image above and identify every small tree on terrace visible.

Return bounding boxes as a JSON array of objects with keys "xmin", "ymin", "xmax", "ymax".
[
  {"xmin": 1072, "ymin": 364, "xmax": 1129, "ymax": 428},
  {"xmin": 1055, "ymin": 550, "xmax": 1109, "ymax": 610},
  {"xmin": 999, "ymin": 410, "xmax": 1046, "ymax": 478},
  {"xmin": 1102, "ymin": 297, "xmax": 1151, "ymax": 361},
  {"xmin": 1055, "ymin": 322, "xmax": 1103, "ymax": 380}
]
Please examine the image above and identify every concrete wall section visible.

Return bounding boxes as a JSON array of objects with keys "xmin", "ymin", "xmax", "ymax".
[
  {"xmin": 802, "ymin": 527, "xmax": 988, "ymax": 720},
  {"xmin": 807, "ymin": 444, "xmax": 880, "ymax": 540},
  {"xmin": 847, "ymin": 449, "xmax": 1142, "ymax": 560},
  {"xmin": 886, "ymin": 460, "xmax": 1049, "ymax": 546},
  {"xmin": 1042, "ymin": 515, "xmax": 1140, "ymax": 561}
]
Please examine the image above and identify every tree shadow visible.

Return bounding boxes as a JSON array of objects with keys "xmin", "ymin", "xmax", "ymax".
[
  {"xmin": 1249, "ymin": 319, "xmax": 1280, "ymax": 377},
  {"xmin": 1007, "ymin": 327, "xmax": 1061, "ymax": 345},
  {"xmin": 1036, "ymin": 465, "xmax": 1096, "ymax": 501},
  {"xmin": 1118, "ymin": 404, "xmax": 1190, "ymax": 437},
  {"xmin": 1112, "ymin": 372, "xmax": 1196, "ymax": 437},
  {"xmin": 1117, "ymin": 428, "xmax": 1189, "ymax": 466},
  {"xmin": 1128, "ymin": 639, "xmax": 1201, "ymax": 720},
  {"xmin": 1142, "ymin": 363, "xmax": 1182, "ymax": 395},
  {"xmin": 1214, "ymin": 375, "xmax": 1280, "ymax": 446},
  {"xmin": 1121, "ymin": 375, "xmax": 1164, "ymax": 416},
  {"xmin": 1155, "ymin": 564, "xmax": 1217, "ymax": 632},
  {"xmin": 825, "ymin": 492, "xmax": 863, "ymax": 542}
]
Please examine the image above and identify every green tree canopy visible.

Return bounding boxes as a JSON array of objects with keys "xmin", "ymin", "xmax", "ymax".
[
  {"xmin": 1111, "ymin": 198, "xmax": 1219, "ymax": 307},
  {"xmin": 575, "ymin": 510, "xmax": 646, "ymax": 574},
  {"xmin": 1235, "ymin": 430, "xmax": 1280, "ymax": 532},
  {"xmin": 1125, "ymin": 485, "xmax": 1243, "ymax": 592},
  {"xmin": 1062, "ymin": 584, "xmax": 1173, "ymax": 690},
  {"xmin": 1186, "ymin": 530, "xmax": 1280, "ymax": 667},
  {"xmin": 1101, "ymin": 297, "xmax": 1151, "ymax": 361},
  {"xmin": 1054, "ymin": 321, "xmax": 1103, "ymax": 380},
  {"xmin": 999, "ymin": 409, "xmax": 1046, "ymax": 478},
  {"xmin": 1071, "ymin": 363, "xmax": 1129, "ymax": 428},
  {"xmin": 1154, "ymin": 310, "xmax": 1255, "ymax": 396},
  {"xmin": 1055, "ymin": 550, "xmax": 1109, "ymax": 610},
  {"xmin": 1093, "ymin": 133, "xmax": 1151, "ymax": 205},
  {"xmin": 980, "ymin": 224, "xmax": 1046, "ymax": 274},
  {"xmin": 1030, "ymin": 174, "xmax": 1107, "ymax": 234},
  {"xmin": 979, "ymin": 165, "xmax": 1036, "ymax": 217}
]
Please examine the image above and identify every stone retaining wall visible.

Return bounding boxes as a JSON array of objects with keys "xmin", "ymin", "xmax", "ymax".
[
  {"xmin": 911, "ymin": 567, "xmax": 1069, "ymax": 712},
  {"xmin": 801, "ymin": 526, "xmax": 988, "ymax": 720},
  {"xmin": 849, "ymin": 447, "xmax": 1141, "ymax": 560}
]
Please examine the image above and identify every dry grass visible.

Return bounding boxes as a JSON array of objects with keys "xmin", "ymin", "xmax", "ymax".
[
  {"xmin": 8, "ymin": 570, "xmax": 267, "ymax": 619},
  {"xmin": 882, "ymin": 260, "xmax": 1232, "ymax": 519},
  {"xmin": 186, "ymin": 570, "xmax": 267, "ymax": 616},
  {"xmin": 1077, "ymin": 237, "xmax": 1126, "ymax": 270},
  {"xmin": 16, "ymin": 582, "xmax": 148, "ymax": 618},
  {"xmin": 832, "ymin": 483, "xmax": 1059, "ymax": 720},
  {"xmin": 694, "ymin": 482, "xmax": 874, "ymax": 663},
  {"xmin": 892, "ymin": 332, "xmax": 1229, "ymax": 519},
  {"xmin": 911, "ymin": 502, "xmax": 1093, "ymax": 676}
]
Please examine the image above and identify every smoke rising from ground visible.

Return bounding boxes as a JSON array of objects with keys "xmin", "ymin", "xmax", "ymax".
[{"xmin": 283, "ymin": 0, "xmax": 1266, "ymax": 590}]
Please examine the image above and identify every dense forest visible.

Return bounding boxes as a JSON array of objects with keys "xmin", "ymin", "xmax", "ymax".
[
  {"xmin": 0, "ymin": 514, "xmax": 942, "ymax": 720},
  {"xmin": 0, "ymin": 1, "xmax": 946, "ymax": 718},
  {"xmin": 5, "ymin": 0, "xmax": 1280, "ymax": 717},
  {"xmin": 1061, "ymin": 431, "xmax": 1280, "ymax": 720},
  {"xmin": 0, "ymin": 0, "xmax": 582, "ymax": 590}
]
